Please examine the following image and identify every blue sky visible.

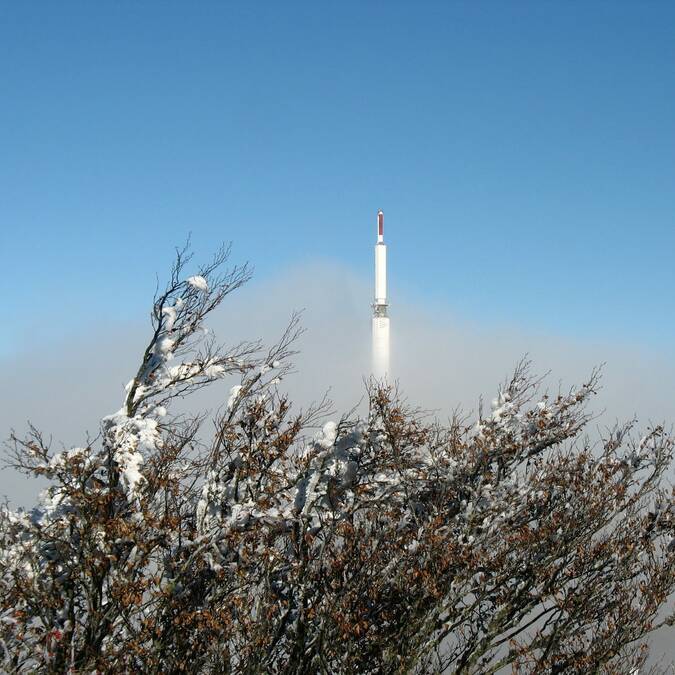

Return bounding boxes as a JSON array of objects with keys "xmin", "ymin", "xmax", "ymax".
[{"xmin": 2, "ymin": 1, "xmax": 675, "ymax": 357}]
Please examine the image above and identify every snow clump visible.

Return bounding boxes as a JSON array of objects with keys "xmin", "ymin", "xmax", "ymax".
[
  {"xmin": 161, "ymin": 305, "xmax": 178, "ymax": 330},
  {"xmin": 187, "ymin": 275, "xmax": 208, "ymax": 292},
  {"xmin": 227, "ymin": 385, "xmax": 243, "ymax": 410},
  {"xmin": 102, "ymin": 414, "xmax": 163, "ymax": 500},
  {"xmin": 317, "ymin": 421, "xmax": 337, "ymax": 449}
]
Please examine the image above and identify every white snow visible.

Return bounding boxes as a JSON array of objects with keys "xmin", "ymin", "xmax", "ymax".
[
  {"xmin": 227, "ymin": 385, "xmax": 243, "ymax": 410},
  {"xmin": 156, "ymin": 337, "xmax": 174, "ymax": 356},
  {"xmin": 205, "ymin": 363, "xmax": 226, "ymax": 378},
  {"xmin": 101, "ymin": 414, "xmax": 162, "ymax": 499},
  {"xmin": 317, "ymin": 421, "xmax": 337, "ymax": 449},
  {"xmin": 117, "ymin": 448, "xmax": 144, "ymax": 497},
  {"xmin": 187, "ymin": 275, "xmax": 208, "ymax": 292},
  {"xmin": 161, "ymin": 305, "xmax": 177, "ymax": 330},
  {"xmin": 167, "ymin": 362, "xmax": 201, "ymax": 380}
]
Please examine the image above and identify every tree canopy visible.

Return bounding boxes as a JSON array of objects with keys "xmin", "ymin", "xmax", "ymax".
[{"xmin": 2, "ymin": 246, "xmax": 674, "ymax": 673}]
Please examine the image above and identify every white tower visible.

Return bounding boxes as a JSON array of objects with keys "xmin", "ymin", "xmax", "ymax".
[{"xmin": 372, "ymin": 209, "xmax": 390, "ymax": 378}]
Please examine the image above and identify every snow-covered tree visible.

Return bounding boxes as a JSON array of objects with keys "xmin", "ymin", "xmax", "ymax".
[{"xmin": 1, "ymin": 245, "xmax": 674, "ymax": 674}]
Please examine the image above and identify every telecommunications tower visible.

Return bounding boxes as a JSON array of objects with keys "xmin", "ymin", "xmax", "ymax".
[{"xmin": 372, "ymin": 209, "xmax": 390, "ymax": 378}]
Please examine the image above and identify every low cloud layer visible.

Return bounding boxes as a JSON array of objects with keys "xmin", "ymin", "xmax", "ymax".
[{"xmin": 2, "ymin": 261, "xmax": 675, "ymax": 505}]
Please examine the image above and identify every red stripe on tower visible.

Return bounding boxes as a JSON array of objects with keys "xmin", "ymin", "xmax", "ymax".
[{"xmin": 378, "ymin": 210, "xmax": 384, "ymax": 237}]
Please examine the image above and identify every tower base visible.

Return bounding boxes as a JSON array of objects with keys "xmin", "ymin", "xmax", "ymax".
[{"xmin": 372, "ymin": 316, "xmax": 390, "ymax": 379}]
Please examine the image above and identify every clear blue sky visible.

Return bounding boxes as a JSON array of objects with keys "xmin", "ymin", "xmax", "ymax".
[{"xmin": 2, "ymin": 1, "xmax": 674, "ymax": 356}]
